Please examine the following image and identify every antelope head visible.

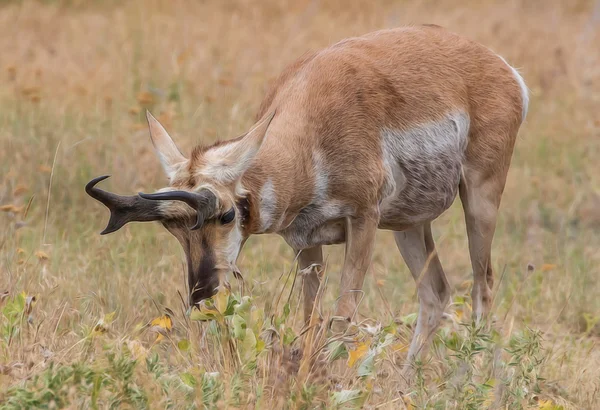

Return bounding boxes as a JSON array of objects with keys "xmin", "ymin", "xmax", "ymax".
[{"xmin": 86, "ymin": 111, "xmax": 275, "ymax": 305}]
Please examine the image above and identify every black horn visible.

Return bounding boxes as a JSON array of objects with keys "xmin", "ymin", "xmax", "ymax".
[
  {"xmin": 85, "ymin": 175, "xmax": 164, "ymax": 235},
  {"xmin": 138, "ymin": 189, "xmax": 217, "ymax": 230}
]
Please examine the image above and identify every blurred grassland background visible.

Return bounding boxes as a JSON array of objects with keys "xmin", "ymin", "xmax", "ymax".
[{"xmin": 0, "ymin": 0, "xmax": 599, "ymax": 408}]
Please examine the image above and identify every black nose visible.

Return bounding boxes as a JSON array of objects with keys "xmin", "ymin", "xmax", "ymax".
[
  {"xmin": 189, "ymin": 283, "xmax": 218, "ymax": 306},
  {"xmin": 187, "ymin": 246, "xmax": 219, "ymax": 306}
]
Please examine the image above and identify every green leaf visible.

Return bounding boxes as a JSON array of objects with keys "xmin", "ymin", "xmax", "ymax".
[
  {"xmin": 240, "ymin": 329, "xmax": 257, "ymax": 361},
  {"xmin": 583, "ymin": 312, "xmax": 600, "ymax": 334},
  {"xmin": 357, "ymin": 350, "xmax": 376, "ymax": 377},
  {"xmin": 283, "ymin": 303, "xmax": 290, "ymax": 319},
  {"xmin": 283, "ymin": 327, "xmax": 296, "ymax": 346},
  {"xmin": 234, "ymin": 296, "xmax": 252, "ymax": 317},
  {"xmin": 382, "ymin": 322, "xmax": 397, "ymax": 335},
  {"xmin": 224, "ymin": 295, "xmax": 239, "ymax": 316},
  {"xmin": 214, "ymin": 289, "xmax": 229, "ymax": 314},
  {"xmin": 180, "ymin": 372, "xmax": 197, "ymax": 388},
  {"xmin": 232, "ymin": 314, "xmax": 247, "ymax": 340},
  {"xmin": 189, "ymin": 306, "xmax": 219, "ymax": 321},
  {"xmin": 331, "ymin": 389, "xmax": 367, "ymax": 408},
  {"xmin": 256, "ymin": 338, "xmax": 266, "ymax": 354},
  {"xmin": 328, "ymin": 340, "xmax": 349, "ymax": 362},
  {"xmin": 168, "ymin": 82, "xmax": 180, "ymax": 102},
  {"xmin": 104, "ymin": 311, "xmax": 116, "ymax": 324},
  {"xmin": 178, "ymin": 339, "xmax": 191, "ymax": 352},
  {"xmin": 400, "ymin": 312, "xmax": 418, "ymax": 326}
]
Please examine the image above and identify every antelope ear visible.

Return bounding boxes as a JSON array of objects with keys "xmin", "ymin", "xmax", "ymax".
[
  {"xmin": 202, "ymin": 111, "xmax": 276, "ymax": 182},
  {"xmin": 146, "ymin": 111, "xmax": 187, "ymax": 179}
]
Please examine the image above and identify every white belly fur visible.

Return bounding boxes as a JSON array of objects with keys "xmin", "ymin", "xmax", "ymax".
[
  {"xmin": 379, "ymin": 112, "xmax": 470, "ymax": 229},
  {"xmin": 276, "ymin": 112, "xmax": 469, "ymax": 249}
]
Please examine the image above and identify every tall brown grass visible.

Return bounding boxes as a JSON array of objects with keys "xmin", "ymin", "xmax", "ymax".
[{"xmin": 0, "ymin": 0, "xmax": 599, "ymax": 408}]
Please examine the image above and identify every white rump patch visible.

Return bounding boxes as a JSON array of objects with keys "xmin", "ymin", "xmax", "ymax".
[{"xmin": 497, "ymin": 55, "xmax": 529, "ymax": 121}]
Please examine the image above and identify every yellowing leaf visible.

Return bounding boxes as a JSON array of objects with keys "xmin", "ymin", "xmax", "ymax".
[
  {"xmin": 582, "ymin": 313, "xmax": 600, "ymax": 334},
  {"xmin": 256, "ymin": 338, "xmax": 266, "ymax": 353},
  {"xmin": 178, "ymin": 339, "xmax": 191, "ymax": 352},
  {"xmin": 455, "ymin": 307, "xmax": 466, "ymax": 321},
  {"xmin": 189, "ymin": 302, "xmax": 220, "ymax": 321},
  {"xmin": 180, "ymin": 372, "xmax": 196, "ymax": 388},
  {"xmin": 241, "ymin": 328, "xmax": 257, "ymax": 361},
  {"xmin": 151, "ymin": 314, "xmax": 173, "ymax": 331},
  {"xmin": 391, "ymin": 343, "xmax": 409, "ymax": 353},
  {"xmin": 104, "ymin": 311, "xmax": 116, "ymax": 323},
  {"xmin": 35, "ymin": 250, "xmax": 49, "ymax": 261},
  {"xmin": 541, "ymin": 264, "xmax": 557, "ymax": 272},
  {"xmin": 93, "ymin": 311, "xmax": 116, "ymax": 335},
  {"xmin": 128, "ymin": 106, "xmax": 141, "ymax": 115},
  {"xmin": 538, "ymin": 399, "xmax": 560, "ymax": 409},
  {"xmin": 13, "ymin": 185, "xmax": 28, "ymax": 196},
  {"xmin": 347, "ymin": 342, "xmax": 368, "ymax": 367},
  {"xmin": 214, "ymin": 288, "xmax": 230, "ymax": 314},
  {"xmin": 0, "ymin": 204, "xmax": 21, "ymax": 213},
  {"xmin": 150, "ymin": 314, "xmax": 173, "ymax": 342},
  {"xmin": 403, "ymin": 394, "xmax": 415, "ymax": 410},
  {"xmin": 136, "ymin": 91, "xmax": 155, "ymax": 106}
]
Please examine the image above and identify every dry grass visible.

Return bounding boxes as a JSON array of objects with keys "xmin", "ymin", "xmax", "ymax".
[{"xmin": 0, "ymin": 0, "xmax": 599, "ymax": 408}]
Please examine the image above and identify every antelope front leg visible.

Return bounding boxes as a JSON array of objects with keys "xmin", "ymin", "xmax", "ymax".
[
  {"xmin": 333, "ymin": 212, "xmax": 378, "ymax": 328},
  {"xmin": 295, "ymin": 246, "xmax": 324, "ymax": 324}
]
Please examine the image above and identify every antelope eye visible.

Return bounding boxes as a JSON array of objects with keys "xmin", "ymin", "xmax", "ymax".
[{"xmin": 220, "ymin": 207, "xmax": 236, "ymax": 224}]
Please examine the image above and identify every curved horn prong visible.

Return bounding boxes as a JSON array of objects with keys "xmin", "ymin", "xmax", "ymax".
[
  {"xmin": 85, "ymin": 175, "xmax": 163, "ymax": 235},
  {"xmin": 138, "ymin": 190, "xmax": 217, "ymax": 230},
  {"xmin": 85, "ymin": 175, "xmax": 112, "ymax": 201}
]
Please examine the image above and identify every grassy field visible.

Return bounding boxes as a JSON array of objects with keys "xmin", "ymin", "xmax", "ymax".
[{"xmin": 1, "ymin": 0, "xmax": 599, "ymax": 408}]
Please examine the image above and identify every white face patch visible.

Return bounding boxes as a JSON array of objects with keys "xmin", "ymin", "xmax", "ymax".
[
  {"xmin": 379, "ymin": 112, "xmax": 470, "ymax": 228},
  {"xmin": 258, "ymin": 179, "xmax": 277, "ymax": 232},
  {"xmin": 224, "ymin": 220, "xmax": 244, "ymax": 269}
]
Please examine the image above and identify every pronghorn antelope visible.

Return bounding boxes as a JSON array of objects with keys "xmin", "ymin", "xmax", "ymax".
[{"xmin": 86, "ymin": 25, "xmax": 528, "ymax": 361}]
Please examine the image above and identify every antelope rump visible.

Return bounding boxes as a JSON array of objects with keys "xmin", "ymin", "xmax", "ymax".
[{"xmin": 86, "ymin": 25, "xmax": 528, "ymax": 362}]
